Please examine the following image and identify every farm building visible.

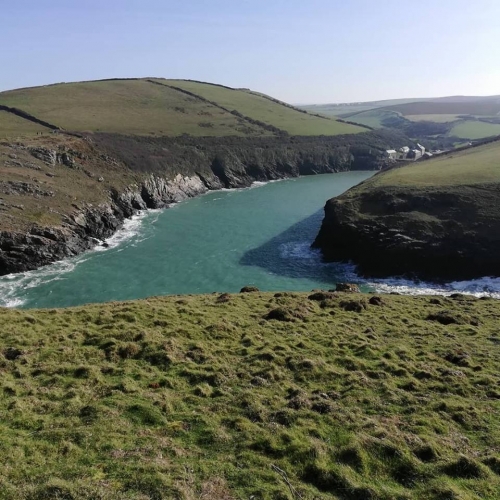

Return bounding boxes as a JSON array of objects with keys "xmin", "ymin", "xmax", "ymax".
[{"xmin": 385, "ymin": 149, "xmax": 398, "ymax": 160}]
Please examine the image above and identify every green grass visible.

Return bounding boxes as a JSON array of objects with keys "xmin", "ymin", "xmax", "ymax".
[
  {"xmin": 162, "ymin": 80, "xmax": 365, "ymax": 136},
  {"xmin": 369, "ymin": 140, "xmax": 500, "ymax": 188},
  {"xmin": 448, "ymin": 121, "xmax": 500, "ymax": 140},
  {"xmin": 0, "ymin": 110, "xmax": 49, "ymax": 138},
  {"xmin": 0, "ymin": 79, "xmax": 365, "ymax": 138},
  {"xmin": 0, "ymin": 80, "xmax": 267, "ymax": 137},
  {"xmin": 337, "ymin": 109, "xmax": 401, "ymax": 129},
  {"xmin": 1, "ymin": 291, "xmax": 500, "ymax": 499}
]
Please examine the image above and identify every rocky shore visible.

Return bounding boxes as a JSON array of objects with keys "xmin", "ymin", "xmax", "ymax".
[{"xmin": 0, "ymin": 130, "xmax": 406, "ymax": 276}]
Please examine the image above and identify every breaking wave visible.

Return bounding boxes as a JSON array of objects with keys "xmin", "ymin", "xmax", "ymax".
[{"xmin": 0, "ymin": 209, "xmax": 161, "ymax": 308}]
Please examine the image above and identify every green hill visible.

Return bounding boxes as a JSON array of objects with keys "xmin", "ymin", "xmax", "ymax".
[
  {"xmin": 1, "ymin": 291, "xmax": 500, "ymax": 499},
  {"xmin": 0, "ymin": 78, "xmax": 365, "ymax": 138}
]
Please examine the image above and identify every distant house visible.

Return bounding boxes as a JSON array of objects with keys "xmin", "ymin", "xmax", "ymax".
[
  {"xmin": 385, "ymin": 149, "xmax": 398, "ymax": 160},
  {"xmin": 411, "ymin": 149, "xmax": 422, "ymax": 160},
  {"xmin": 417, "ymin": 143, "xmax": 425, "ymax": 156},
  {"xmin": 400, "ymin": 146, "xmax": 410, "ymax": 154}
]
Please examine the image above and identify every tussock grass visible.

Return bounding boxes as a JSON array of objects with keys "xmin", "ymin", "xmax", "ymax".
[{"xmin": 1, "ymin": 292, "xmax": 500, "ymax": 499}]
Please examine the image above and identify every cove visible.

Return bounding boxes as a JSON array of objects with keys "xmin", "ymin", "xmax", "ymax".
[
  {"xmin": 2, "ymin": 170, "xmax": 500, "ymax": 309},
  {"xmin": 0, "ymin": 172, "xmax": 373, "ymax": 308}
]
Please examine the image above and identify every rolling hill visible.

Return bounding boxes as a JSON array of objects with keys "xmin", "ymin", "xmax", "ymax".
[{"xmin": 0, "ymin": 78, "xmax": 366, "ymax": 138}]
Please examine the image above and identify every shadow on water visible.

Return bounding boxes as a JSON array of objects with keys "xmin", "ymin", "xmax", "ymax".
[{"xmin": 239, "ymin": 210, "xmax": 360, "ymax": 286}]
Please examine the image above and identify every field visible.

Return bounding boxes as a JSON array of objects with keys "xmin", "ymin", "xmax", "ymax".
[
  {"xmin": 158, "ymin": 80, "xmax": 365, "ymax": 136},
  {"xmin": 299, "ymin": 99, "xmax": 433, "ymax": 118},
  {"xmin": 448, "ymin": 121, "xmax": 500, "ymax": 140},
  {"xmin": 0, "ymin": 79, "xmax": 365, "ymax": 138},
  {"xmin": 0, "ymin": 110, "xmax": 48, "ymax": 138},
  {"xmin": 369, "ymin": 139, "xmax": 500, "ymax": 188},
  {"xmin": 1, "ymin": 291, "xmax": 500, "ymax": 499},
  {"xmin": 406, "ymin": 115, "xmax": 461, "ymax": 123}
]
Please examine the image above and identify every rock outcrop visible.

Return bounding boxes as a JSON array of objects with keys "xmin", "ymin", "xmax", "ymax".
[{"xmin": 313, "ymin": 183, "xmax": 500, "ymax": 281}]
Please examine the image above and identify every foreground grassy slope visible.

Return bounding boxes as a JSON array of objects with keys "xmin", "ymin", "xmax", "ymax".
[
  {"xmin": 0, "ymin": 79, "xmax": 365, "ymax": 137},
  {"xmin": 1, "ymin": 291, "xmax": 500, "ymax": 499}
]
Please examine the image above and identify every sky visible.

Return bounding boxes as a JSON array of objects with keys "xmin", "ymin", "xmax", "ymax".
[{"xmin": 1, "ymin": 0, "xmax": 500, "ymax": 104}]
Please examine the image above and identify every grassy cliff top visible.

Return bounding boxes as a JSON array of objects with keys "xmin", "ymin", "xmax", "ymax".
[
  {"xmin": 368, "ymin": 140, "xmax": 500, "ymax": 188},
  {"xmin": 1, "ymin": 290, "xmax": 500, "ymax": 499},
  {"xmin": 0, "ymin": 78, "xmax": 365, "ymax": 138}
]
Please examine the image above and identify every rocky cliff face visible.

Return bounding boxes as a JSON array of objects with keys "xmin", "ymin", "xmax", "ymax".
[
  {"xmin": 0, "ymin": 129, "xmax": 407, "ymax": 276},
  {"xmin": 313, "ymin": 183, "xmax": 500, "ymax": 280},
  {"xmin": 0, "ymin": 173, "xmax": 211, "ymax": 275}
]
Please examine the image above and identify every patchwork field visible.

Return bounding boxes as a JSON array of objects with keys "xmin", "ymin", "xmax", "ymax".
[{"xmin": 1, "ymin": 291, "xmax": 500, "ymax": 499}]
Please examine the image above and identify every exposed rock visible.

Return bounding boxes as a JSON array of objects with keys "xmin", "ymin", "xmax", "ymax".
[
  {"xmin": 29, "ymin": 147, "xmax": 57, "ymax": 165},
  {"xmin": 313, "ymin": 183, "xmax": 500, "ymax": 280},
  {"xmin": 240, "ymin": 286, "xmax": 260, "ymax": 293},
  {"xmin": 335, "ymin": 283, "xmax": 360, "ymax": 293}
]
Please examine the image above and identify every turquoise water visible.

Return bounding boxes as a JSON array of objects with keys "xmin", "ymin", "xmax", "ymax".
[{"xmin": 2, "ymin": 171, "xmax": 500, "ymax": 308}]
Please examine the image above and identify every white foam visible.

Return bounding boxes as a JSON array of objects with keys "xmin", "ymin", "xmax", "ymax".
[
  {"xmin": 370, "ymin": 276, "xmax": 500, "ymax": 298},
  {"xmin": 0, "ymin": 209, "xmax": 162, "ymax": 308},
  {"xmin": 93, "ymin": 209, "xmax": 162, "ymax": 252},
  {"xmin": 279, "ymin": 242, "xmax": 322, "ymax": 261}
]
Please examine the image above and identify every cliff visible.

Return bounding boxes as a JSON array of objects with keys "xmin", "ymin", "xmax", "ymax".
[
  {"xmin": 0, "ymin": 130, "xmax": 406, "ymax": 275},
  {"xmin": 313, "ymin": 140, "xmax": 500, "ymax": 280}
]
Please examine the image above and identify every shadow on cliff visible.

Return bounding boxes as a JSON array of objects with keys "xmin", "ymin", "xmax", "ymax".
[{"xmin": 239, "ymin": 210, "xmax": 359, "ymax": 285}]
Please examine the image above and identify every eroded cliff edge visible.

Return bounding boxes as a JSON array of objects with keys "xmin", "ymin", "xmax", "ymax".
[
  {"xmin": 0, "ymin": 130, "xmax": 406, "ymax": 275},
  {"xmin": 313, "ymin": 171, "xmax": 500, "ymax": 281}
]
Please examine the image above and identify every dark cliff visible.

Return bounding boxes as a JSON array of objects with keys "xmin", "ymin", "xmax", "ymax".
[{"xmin": 313, "ymin": 181, "xmax": 500, "ymax": 281}]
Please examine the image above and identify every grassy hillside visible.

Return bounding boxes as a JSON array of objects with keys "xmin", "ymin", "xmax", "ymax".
[
  {"xmin": 159, "ymin": 80, "xmax": 364, "ymax": 136},
  {"xmin": 370, "ymin": 139, "xmax": 500, "ymax": 188},
  {"xmin": 304, "ymin": 96, "xmax": 500, "ymax": 143},
  {"xmin": 0, "ymin": 135, "xmax": 137, "ymax": 232},
  {"xmin": 299, "ymin": 98, "xmax": 433, "ymax": 117},
  {"xmin": 0, "ymin": 110, "xmax": 48, "ymax": 138},
  {"xmin": 1, "ymin": 291, "xmax": 500, "ymax": 499},
  {"xmin": 0, "ymin": 79, "xmax": 366, "ymax": 138},
  {"xmin": 448, "ymin": 121, "xmax": 500, "ymax": 140}
]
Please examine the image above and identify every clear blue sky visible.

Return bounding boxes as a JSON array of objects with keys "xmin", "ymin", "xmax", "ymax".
[{"xmin": 2, "ymin": 0, "xmax": 500, "ymax": 103}]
